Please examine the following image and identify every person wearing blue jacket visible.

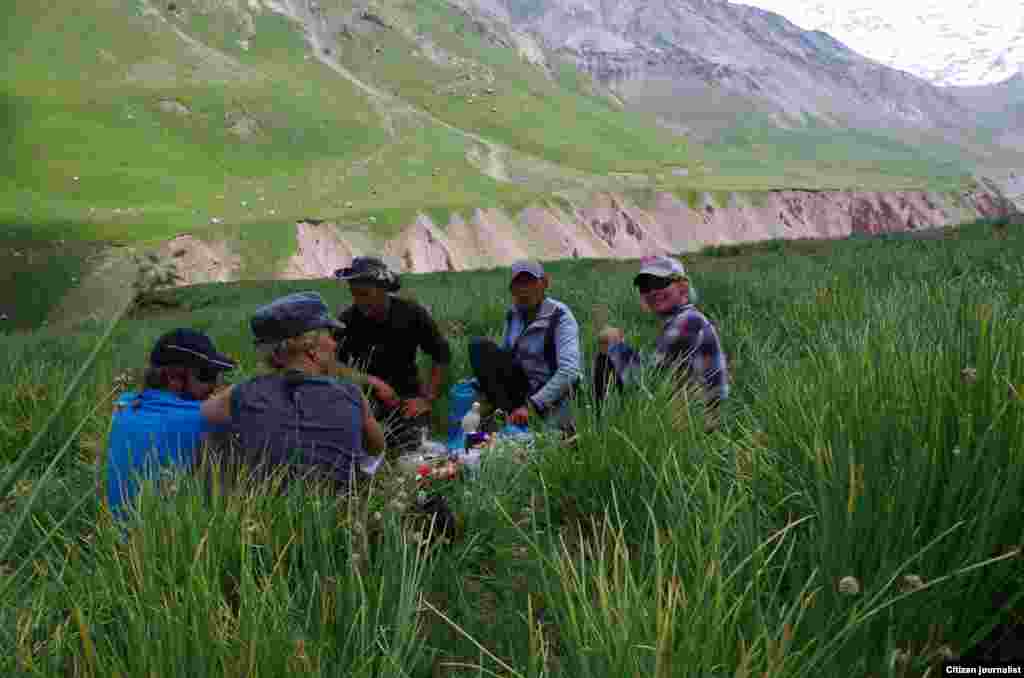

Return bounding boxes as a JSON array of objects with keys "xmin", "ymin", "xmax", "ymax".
[
  {"xmin": 468, "ymin": 260, "xmax": 582, "ymax": 437},
  {"xmin": 105, "ymin": 329, "xmax": 237, "ymax": 519}
]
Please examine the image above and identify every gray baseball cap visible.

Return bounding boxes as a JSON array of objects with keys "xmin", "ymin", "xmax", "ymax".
[
  {"xmin": 633, "ymin": 255, "xmax": 687, "ymax": 285},
  {"xmin": 251, "ymin": 291, "xmax": 345, "ymax": 345},
  {"xmin": 510, "ymin": 260, "xmax": 545, "ymax": 280}
]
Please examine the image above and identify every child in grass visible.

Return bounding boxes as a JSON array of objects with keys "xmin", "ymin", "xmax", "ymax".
[{"xmin": 595, "ymin": 256, "xmax": 729, "ymax": 431}]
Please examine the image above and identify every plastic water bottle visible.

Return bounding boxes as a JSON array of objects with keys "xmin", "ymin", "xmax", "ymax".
[
  {"xmin": 459, "ymin": 449, "xmax": 483, "ymax": 480},
  {"xmin": 419, "ymin": 427, "xmax": 447, "ymax": 458},
  {"xmin": 461, "ymin": 402, "xmax": 481, "ymax": 435}
]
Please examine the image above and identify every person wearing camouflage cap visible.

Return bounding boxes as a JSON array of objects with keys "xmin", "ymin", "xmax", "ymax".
[
  {"xmin": 332, "ymin": 257, "xmax": 451, "ymax": 455},
  {"xmin": 595, "ymin": 255, "xmax": 728, "ymax": 431},
  {"xmin": 200, "ymin": 291, "xmax": 386, "ymax": 491}
]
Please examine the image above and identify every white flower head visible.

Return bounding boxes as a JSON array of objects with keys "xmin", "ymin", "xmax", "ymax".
[
  {"xmin": 838, "ymin": 576, "xmax": 861, "ymax": 595},
  {"xmin": 900, "ymin": 574, "xmax": 925, "ymax": 593},
  {"xmin": 889, "ymin": 649, "xmax": 910, "ymax": 669}
]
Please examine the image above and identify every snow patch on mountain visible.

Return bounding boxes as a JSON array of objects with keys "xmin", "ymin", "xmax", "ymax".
[{"xmin": 732, "ymin": 0, "xmax": 1024, "ymax": 86}]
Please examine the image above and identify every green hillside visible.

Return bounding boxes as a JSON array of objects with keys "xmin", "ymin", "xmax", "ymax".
[
  {"xmin": 1, "ymin": 0, "xmax": 1001, "ymax": 331},
  {"xmin": 0, "ymin": 0, "xmax": 694, "ymax": 243},
  {"xmin": 3, "ymin": 0, "xmax": 985, "ymax": 241}
]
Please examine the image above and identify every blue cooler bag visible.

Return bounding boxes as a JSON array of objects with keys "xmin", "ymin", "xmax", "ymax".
[{"xmin": 447, "ymin": 378, "xmax": 479, "ymax": 450}]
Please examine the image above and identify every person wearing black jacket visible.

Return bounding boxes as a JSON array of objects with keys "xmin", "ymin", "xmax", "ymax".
[{"xmin": 333, "ymin": 257, "xmax": 451, "ymax": 455}]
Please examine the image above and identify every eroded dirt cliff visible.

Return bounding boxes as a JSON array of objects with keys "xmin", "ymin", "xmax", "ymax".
[{"xmin": 159, "ymin": 186, "xmax": 1018, "ymax": 284}]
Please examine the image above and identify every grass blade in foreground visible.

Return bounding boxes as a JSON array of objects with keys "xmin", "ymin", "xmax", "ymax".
[{"xmin": 0, "ymin": 302, "xmax": 129, "ymax": 594}]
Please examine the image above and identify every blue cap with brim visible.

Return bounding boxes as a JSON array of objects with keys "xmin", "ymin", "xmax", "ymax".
[{"xmin": 251, "ymin": 291, "xmax": 345, "ymax": 345}]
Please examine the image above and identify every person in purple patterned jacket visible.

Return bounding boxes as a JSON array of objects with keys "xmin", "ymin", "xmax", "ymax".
[{"xmin": 593, "ymin": 255, "xmax": 729, "ymax": 430}]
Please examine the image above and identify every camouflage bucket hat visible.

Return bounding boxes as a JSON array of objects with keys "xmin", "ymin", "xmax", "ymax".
[{"xmin": 334, "ymin": 256, "xmax": 401, "ymax": 292}]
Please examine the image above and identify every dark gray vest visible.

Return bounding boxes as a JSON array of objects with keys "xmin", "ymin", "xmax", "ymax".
[{"xmin": 230, "ymin": 372, "xmax": 364, "ymax": 488}]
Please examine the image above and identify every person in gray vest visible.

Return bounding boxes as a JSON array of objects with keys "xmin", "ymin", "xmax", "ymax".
[
  {"xmin": 201, "ymin": 292, "xmax": 386, "ymax": 491},
  {"xmin": 468, "ymin": 260, "xmax": 581, "ymax": 437}
]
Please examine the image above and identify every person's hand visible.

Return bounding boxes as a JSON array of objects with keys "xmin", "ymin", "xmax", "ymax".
[
  {"xmin": 368, "ymin": 377, "xmax": 400, "ymax": 408},
  {"xmin": 361, "ymin": 393, "xmax": 387, "ymax": 454},
  {"xmin": 200, "ymin": 385, "xmax": 235, "ymax": 426},
  {"xmin": 597, "ymin": 326, "xmax": 624, "ymax": 355},
  {"xmin": 401, "ymin": 397, "xmax": 432, "ymax": 418},
  {"xmin": 509, "ymin": 405, "xmax": 530, "ymax": 426}
]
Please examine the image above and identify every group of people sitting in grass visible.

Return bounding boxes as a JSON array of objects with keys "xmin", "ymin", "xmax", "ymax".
[{"xmin": 105, "ymin": 255, "xmax": 730, "ymax": 519}]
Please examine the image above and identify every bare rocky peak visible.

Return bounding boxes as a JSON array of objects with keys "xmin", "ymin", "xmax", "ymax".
[
  {"xmin": 951, "ymin": 73, "xmax": 1024, "ymax": 112},
  {"xmin": 472, "ymin": 0, "xmax": 983, "ymax": 135}
]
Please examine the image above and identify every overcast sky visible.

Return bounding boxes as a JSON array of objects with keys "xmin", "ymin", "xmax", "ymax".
[{"xmin": 732, "ymin": 0, "xmax": 1024, "ymax": 85}]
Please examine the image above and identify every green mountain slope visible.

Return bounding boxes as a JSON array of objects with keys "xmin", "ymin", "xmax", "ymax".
[
  {"xmin": 3, "ymin": 0, "xmax": 985, "ymax": 247},
  {"xmin": 0, "ymin": 0, "xmax": 698, "ymax": 244},
  {"xmin": 3, "ymin": 0, "xmax": 1008, "ymax": 332}
]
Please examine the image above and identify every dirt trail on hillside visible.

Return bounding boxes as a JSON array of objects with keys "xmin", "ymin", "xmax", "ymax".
[
  {"xmin": 266, "ymin": 0, "xmax": 513, "ymax": 180},
  {"xmin": 268, "ymin": 0, "xmax": 405, "ymax": 136},
  {"xmin": 138, "ymin": 0, "xmax": 262, "ymax": 83}
]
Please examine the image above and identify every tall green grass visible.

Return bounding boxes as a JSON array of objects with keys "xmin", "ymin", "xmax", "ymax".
[{"xmin": 2, "ymin": 218, "xmax": 1023, "ymax": 675}]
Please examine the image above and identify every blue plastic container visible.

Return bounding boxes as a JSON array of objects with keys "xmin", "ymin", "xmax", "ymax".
[{"xmin": 446, "ymin": 378, "xmax": 479, "ymax": 450}]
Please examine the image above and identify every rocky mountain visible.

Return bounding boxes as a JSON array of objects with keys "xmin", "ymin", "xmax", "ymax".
[
  {"xmin": 460, "ymin": 0, "xmax": 1019, "ymax": 150},
  {"xmin": 950, "ymin": 73, "xmax": 1024, "ymax": 137},
  {"xmin": 446, "ymin": 0, "xmax": 1024, "ymax": 166},
  {"xmin": 733, "ymin": 1, "xmax": 1024, "ymax": 87}
]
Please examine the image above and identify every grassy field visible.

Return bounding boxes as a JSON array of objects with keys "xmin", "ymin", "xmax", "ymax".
[
  {"xmin": 693, "ymin": 113, "xmax": 977, "ymax": 192},
  {"xmin": 2, "ymin": 217, "xmax": 1023, "ymax": 675}
]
